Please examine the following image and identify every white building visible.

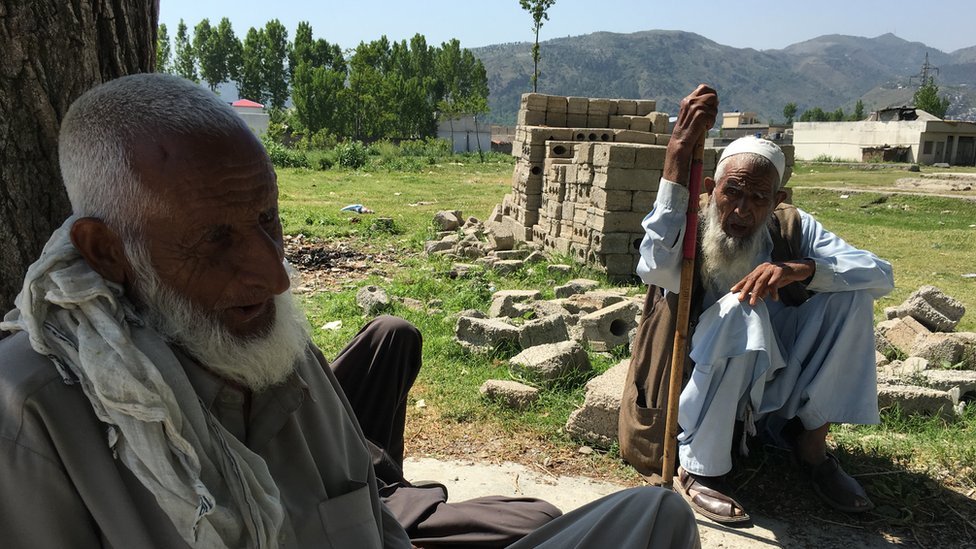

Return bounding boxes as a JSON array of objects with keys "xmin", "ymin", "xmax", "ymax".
[
  {"xmin": 231, "ymin": 99, "xmax": 270, "ymax": 136},
  {"xmin": 437, "ymin": 115, "xmax": 491, "ymax": 153},
  {"xmin": 793, "ymin": 107, "xmax": 976, "ymax": 166}
]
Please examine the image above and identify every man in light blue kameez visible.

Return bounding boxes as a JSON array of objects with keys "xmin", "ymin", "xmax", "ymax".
[{"xmin": 636, "ymin": 85, "xmax": 894, "ymax": 524}]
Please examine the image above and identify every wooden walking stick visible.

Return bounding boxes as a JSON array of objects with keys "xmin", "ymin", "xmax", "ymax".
[{"xmin": 662, "ymin": 134, "xmax": 706, "ymax": 487}]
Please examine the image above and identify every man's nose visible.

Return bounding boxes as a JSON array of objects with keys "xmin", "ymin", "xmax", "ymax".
[{"xmin": 236, "ymin": 226, "xmax": 289, "ymax": 295}]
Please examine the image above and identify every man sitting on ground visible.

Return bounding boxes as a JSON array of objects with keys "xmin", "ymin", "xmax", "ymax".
[
  {"xmin": 0, "ymin": 73, "xmax": 700, "ymax": 548},
  {"xmin": 625, "ymin": 84, "xmax": 893, "ymax": 524}
]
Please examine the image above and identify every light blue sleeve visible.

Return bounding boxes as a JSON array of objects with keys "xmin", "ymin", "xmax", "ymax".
[
  {"xmin": 798, "ymin": 208, "xmax": 894, "ymax": 298},
  {"xmin": 636, "ymin": 179, "xmax": 689, "ymax": 292}
]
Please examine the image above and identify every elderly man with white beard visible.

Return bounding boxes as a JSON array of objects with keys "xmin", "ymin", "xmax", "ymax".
[
  {"xmin": 628, "ymin": 85, "xmax": 894, "ymax": 524},
  {"xmin": 0, "ymin": 73, "xmax": 702, "ymax": 549}
]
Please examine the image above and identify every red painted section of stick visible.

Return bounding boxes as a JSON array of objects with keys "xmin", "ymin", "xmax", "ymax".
[{"xmin": 682, "ymin": 159, "xmax": 703, "ymax": 259}]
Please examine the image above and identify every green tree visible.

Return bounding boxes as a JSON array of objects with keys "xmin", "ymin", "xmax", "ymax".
[
  {"xmin": 519, "ymin": 0, "xmax": 556, "ymax": 93},
  {"xmin": 799, "ymin": 107, "xmax": 829, "ymax": 122},
  {"xmin": 156, "ymin": 23, "xmax": 171, "ymax": 73},
  {"xmin": 192, "ymin": 19, "xmax": 219, "ymax": 90},
  {"xmin": 238, "ymin": 27, "xmax": 267, "ymax": 104},
  {"xmin": 262, "ymin": 19, "xmax": 291, "ymax": 110},
  {"xmin": 913, "ymin": 78, "xmax": 951, "ymax": 119},
  {"xmin": 852, "ymin": 99, "xmax": 864, "ymax": 120},
  {"xmin": 782, "ymin": 102, "xmax": 796, "ymax": 124},
  {"xmin": 173, "ymin": 19, "xmax": 198, "ymax": 82},
  {"xmin": 215, "ymin": 18, "xmax": 243, "ymax": 83},
  {"xmin": 831, "ymin": 107, "xmax": 845, "ymax": 122},
  {"xmin": 289, "ymin": 22, "xmax": 348, "ymax": 136}
]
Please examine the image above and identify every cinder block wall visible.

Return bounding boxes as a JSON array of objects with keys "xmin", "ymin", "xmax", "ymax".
[{"xmin": 497, "ymin": 92, "xmax": 795, "ymax": 282}]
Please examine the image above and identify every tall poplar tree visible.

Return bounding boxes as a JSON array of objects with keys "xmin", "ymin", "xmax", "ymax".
[
  {"xmin": 173, "ymin": 19, "xmax": 198, "ymax": 82},
  {"xmin": 156, "ymin": 23, "xmax": 171, "ymax": 73}
]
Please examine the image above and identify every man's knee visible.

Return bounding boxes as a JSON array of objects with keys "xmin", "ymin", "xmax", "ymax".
[{"xmin": 365, "ymin": 315, "xmax": 421, "ymax": 342}]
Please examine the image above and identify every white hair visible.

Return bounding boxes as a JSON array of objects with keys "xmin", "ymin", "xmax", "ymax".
[
  {"xmin": 124, "ymin": 238, "xmax": 310, "ymax": 391},
  {"xmin": 58, "ymin": 73, "xmax": 253, "ymax": 237},
  {"xmin": 699, "ymin": 199, "xmax": 771, "ymax": 297},
  {"xmin": 713, "ymin": 152, "xmax": 781, "ymax": 193}
]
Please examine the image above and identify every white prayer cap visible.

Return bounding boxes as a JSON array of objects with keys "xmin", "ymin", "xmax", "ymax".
[{"xmin": 718, "ymin": 136, "xmax": 785, "ymax": 187}]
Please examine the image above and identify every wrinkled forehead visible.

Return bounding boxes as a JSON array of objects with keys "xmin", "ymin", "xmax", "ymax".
[{"xmin": 716, "ymin": 154, "xmax": 780, "ymax": 193}]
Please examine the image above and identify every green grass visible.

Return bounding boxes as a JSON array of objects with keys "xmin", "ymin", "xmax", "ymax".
[{"xmin": 278, "ymin": 157, "xmax": 976, "ymax": 507}]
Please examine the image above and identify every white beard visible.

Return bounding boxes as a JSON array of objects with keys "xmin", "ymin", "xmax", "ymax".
[
  {"xmin": 124, "ymin": 242, "xmax": 310, "ymax": 391},
  {"xmin": 698, "ymin": 200, "xmax": 771, "ymax": 297}
]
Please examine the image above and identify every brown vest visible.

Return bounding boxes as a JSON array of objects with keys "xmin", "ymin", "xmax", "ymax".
[{"xmin": 618, "ymin": 202, "xmax": 808, "ymax": 483}]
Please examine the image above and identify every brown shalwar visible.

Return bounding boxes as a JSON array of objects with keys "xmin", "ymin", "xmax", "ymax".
[{"xmin": 330, "ymin": 316, "xmax": 563, "ymax": 548}]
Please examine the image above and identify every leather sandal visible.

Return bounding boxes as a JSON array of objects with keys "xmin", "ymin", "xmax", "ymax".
[
  {"xmin": 675, "ymin": 466, "xmax": 751, "ymax": 524},
  {"xmin": 796, "ymin": 452, "xmax": 874, "ymax": 513}
]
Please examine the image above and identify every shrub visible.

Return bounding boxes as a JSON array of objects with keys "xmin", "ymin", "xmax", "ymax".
[
  {"xmin": 334, "ymin": 141, "xmax": 369, "ymax": 169},
  {"xmin": 262, "ymin": 137, "xmax": 311, "ymax": 169}
]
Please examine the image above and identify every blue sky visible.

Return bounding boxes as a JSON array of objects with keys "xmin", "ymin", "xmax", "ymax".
[{"xmin": 159, "ymin": 0, "xmax": 975, "ymax": 54}]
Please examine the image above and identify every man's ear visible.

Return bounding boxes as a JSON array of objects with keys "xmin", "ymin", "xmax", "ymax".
[
  {"xmin": 70, "ymin": 218, "xmax": 131, "ymax": 284},
  {"xmin": 704, "ymin": 176, "xmax": 716, "ymax": 194},
  {"xmin": 775, "ymin": 189, "xmax": 789, "ymax": 207}
]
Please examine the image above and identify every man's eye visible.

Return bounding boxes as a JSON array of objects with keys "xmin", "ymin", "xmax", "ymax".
[
  {"xmin": 259, "ymin": 209, "xmax": 278, "ymax": 224},
  {"xmin": 204, "ymin": 226, "xmax": 231, "ymax": 243}
]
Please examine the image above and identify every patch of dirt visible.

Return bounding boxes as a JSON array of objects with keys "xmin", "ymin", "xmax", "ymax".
[
  {"xmin": 284, "ymin": 236, "xmax": 399, "ymax": 291},
  {"xmin": 895, "ymin": 177, "xmax": 975, "ymax": 192}
]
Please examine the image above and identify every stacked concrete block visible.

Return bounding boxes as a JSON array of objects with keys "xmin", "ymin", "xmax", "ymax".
[{"xmin": 501, "ymin": 92, "xmax": 794, "ymax": 281}]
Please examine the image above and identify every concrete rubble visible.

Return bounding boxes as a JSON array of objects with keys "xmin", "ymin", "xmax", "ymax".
[
  {"xmin": 509, "ymin": 341, "xmax": 592, "ymax": 384},
  {"xmin": 356, "ymin": 285, "xmax": 390, "ymax": 315},
  {"xmin": 479, "ymin": 379, "xmax": 539, "ymax": 411}
]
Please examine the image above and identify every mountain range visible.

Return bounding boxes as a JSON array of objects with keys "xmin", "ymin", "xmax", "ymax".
[{"xmin": 470, "ymin": 31, "xmax": 976, "ymax": 125}]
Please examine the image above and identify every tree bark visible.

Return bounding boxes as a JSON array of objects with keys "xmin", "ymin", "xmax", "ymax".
[{"xmin": 0, "ymin": 0, "xmax": 157, "ymax": 321}]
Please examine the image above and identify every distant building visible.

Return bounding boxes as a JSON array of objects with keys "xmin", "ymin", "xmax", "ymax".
[
  {"xmin": 437, "ymin": 115, "xmax": 491, "ymax": 153},
  {"xmin": 231, "ymin": 99, "xmax": 270, "ymax": 136},
  {"xmin": 793, "ymin": 107, "xmax": 976, "ymax": 165},
  {"xmin": 721, "ymin": 111, "xmax": 767, "ymax": 139}
]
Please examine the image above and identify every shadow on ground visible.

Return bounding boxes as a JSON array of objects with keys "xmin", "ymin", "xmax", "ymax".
[{"xmin": 728, "ymin": 443, "xmax": 976, "ymax": 547}]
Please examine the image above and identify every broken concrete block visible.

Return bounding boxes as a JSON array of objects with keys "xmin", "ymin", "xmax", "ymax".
[
  {"xmin": 356, "ymin": 285, "xmax": 390, "ymax": 315},
  {"xmin": 433, "ymin": 210, "xmax": 462, "ymax": 231},
  {"xmin": 486, "ymin": 222, "xmax": 515, "ymax": 251},
  {"xmin": 910, "ymin": 333, "xmax": 966, "ymax": 366},
  {"xmin": 492, "ymin": 259, "xmax": 525, "ymax": 275},
  {"xmin": 547, "ymin": 264, "xmax": 573, "ymax": 275},
  {"xmin": 565, "ymin": 359, "xmax": 629, "ymax": 447},
  {"xmin": 561, "ymin": 290, "xmax": 628, "ymax": 315},
  {"xmin": 555, "ymin": 278, "xmax": 601, "ymax": 298},
  {"xmin": 509, "ymin": 341, "xmax": 591, "ymax": 384},
  {"xmin": 519, "ymin": 314, "xmax": 570, "ymax": 349},
  {"xmin": 884, "ymin": 356, "xmax": 930, "ymax": 378},
  {"xmin": 580, "ymin": 300, "xmax": 641, "ymax": 352},
  {"xmin": 532, "ymin": 300, "xmax": 572, "ymax": 319},
  {"xmin": 480, "ymin": 379, "xmax": 540, "ymax": 411},
  {"xmin": 875, "ymin": 316, "xmax": 931, "ymax": 356},
  {"xmin": 494, "ymin": 249, "xmax": 530, "ymax": 260},
  {"xmin": 877, "ymin": 383, "xmax": 955, "ymax": 418},
  {"xmin": 524, "ymin": 250, "xmax": 546, "ymax": 264},
  {"xmin": 489, "ymin": 290, "xmax": 542, "ymax": 318},
  {"xmin": 424, "ymin": 239, "xmax": 456, "ymax": 255},
  {"xmin": 904, "ymin": 285, "xmax": 966, "ymax": 332},
  {"xmin": 455, "ymin": 317, "xmax": 520, "ymax": 353},
  {"xmin": 460, "ymin": 245, "xmax": 486, "ymax": 260},
  {"xmin": 919, "ymin": 369, "xmax": 976, "ymax": 403}
]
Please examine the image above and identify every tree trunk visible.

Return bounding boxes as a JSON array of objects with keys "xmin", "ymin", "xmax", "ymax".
[{"xmin": 0, "ymin": 0, "xmax": 157, "ymax": 320}]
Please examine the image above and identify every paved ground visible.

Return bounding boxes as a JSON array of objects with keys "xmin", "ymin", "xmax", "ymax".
[{"xmin": 404, "ymin": 457, "xmax": 903, "ymax": 548}]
